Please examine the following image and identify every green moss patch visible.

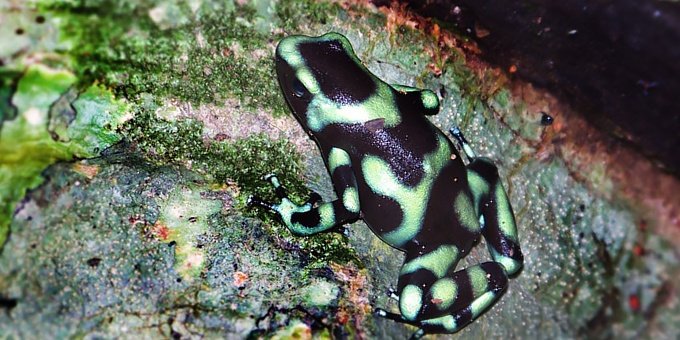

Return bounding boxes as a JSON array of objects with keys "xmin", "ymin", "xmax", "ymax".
[
  {"xmin": 0, "ymin": 65, "xmax": 127, "ymax": 246},
  {"xmin": 121, "ymin": 101, "xmax": 362, "ymax": 268},
  {"xmin": 121, "ymin": 101, "xmax": 307, "ymax": 201},
  {"xmin": 38, "ymin": 0, "xmax": 286, "ymax": 116},
  {"xmin": 0, "ymin": 70, "xmax": 20, "ymax": 126}
]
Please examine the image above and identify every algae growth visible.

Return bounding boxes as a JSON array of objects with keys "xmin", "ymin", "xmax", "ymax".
[
  {"xmin": 0, "ymin": 65, "xmax": 127, "ymax": 246},
  {"xmin": 152, "ymin": 185, "xmax": 223, "ymax": 281}
]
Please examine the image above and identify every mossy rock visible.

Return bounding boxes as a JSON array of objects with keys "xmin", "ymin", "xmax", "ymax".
[{"xmin": 0, "ymin": 0, "xmax": 678, "ymax": 339}]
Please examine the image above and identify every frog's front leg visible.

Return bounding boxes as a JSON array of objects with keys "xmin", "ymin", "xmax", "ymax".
[
  {"xmin": 391, "ymin": 83, "xmax": 440, "ymax": 116},
  {"xmin": 450, "ymin": 127, "xmax": 524, "ymax": 275},
  {"xmin": 249, "ymin": 148, "xmax": 360, "ymax": 235}
]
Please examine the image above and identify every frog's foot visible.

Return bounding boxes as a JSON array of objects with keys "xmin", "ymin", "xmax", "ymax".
[
  {"xmin": 374, "ymin": 308, "xmax": 425, "ymax": 339},
  {"xmin": 247, "ymin": 195, "xmax": 311, "ymax": 221},
  {"xmin": 304, "ymin": 191, "xmax": 323, "ymax": 206},
  {"xmin": 263, "ymin": 173, "xmax": 288, "ymax": 199},
  {"xmin": 249, "ymin": 174, "xmax": 322, "ymax": 208},
  {"xmin": 449, "ymin": 126, "xmax": 476, "ymax": 161},
  {"xmin": 248, "ymin": 174, "xmax": 313, "ymax": 223},
  {"xmin": 387, "ymin": 287, "xmax": 400, "ymax": 302},
  {"xmin": 250, "ymin": 174, "xmax": 351, "ymax": 236},
  {"xmin": 246, "ymin": 195, "xmax": 276, "ymax": 211},
  {"xmin": 247, "ymin": 174, "xmax": 289, "ymax": 211},
  {"xmin": 374, "ymin": 308, "xmax": 418, "ymax": 325}
]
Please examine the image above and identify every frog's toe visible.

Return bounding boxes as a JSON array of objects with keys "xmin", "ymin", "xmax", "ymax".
[
  {"xmin": 261, "ymin": 174, "xmax": 289, "ymax": 198},
  {"xmin": 304, "ymin": 191, "xmax": 322, "ymax": 206},
  {"xmin": 374, "ymin": 307, "xmax": 418, "ymax": 324},
  {"xmin": 375, "ymin": 308, "xmax": 426, "ymax": 337},
  {"xmin": 262, "ymin": 173, "xmax": 281, "ymax": 188},
  {"xmin": 408, "ymin": 329, "xmax": 425, "ymax": 340},
  {"xmin": 247, "ymin": 195, "xmax": 276, "ymax": 211},
  {"xmin": 448, "ymin": 126, "xmax": 475, "ymax": 159},
  {"xmin": 386, "ymin": 287, "xmax": 399, "ymax": 301},
  {"xmin": 449, "ymin": 126, "xmax": 469, "ymax": 144},
  {"xmin": 373, "ymin": 307, "xmax": 394, "ymax": 319}
]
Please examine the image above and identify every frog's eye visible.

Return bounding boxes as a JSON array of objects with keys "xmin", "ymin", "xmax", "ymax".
[{"xmin": 292, "ymin": 78, "xmax": 308, "ymax": 98}]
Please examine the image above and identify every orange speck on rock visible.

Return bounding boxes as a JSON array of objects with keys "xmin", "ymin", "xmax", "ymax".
[
  {"xmin": 72, "ymin": 163, "xmax": 100, "ymax": 179},
  {"xmin": 336, "ymin": 310, "xmax": 350, "ymax": 324},
  {"xmin": 509, "ymin": 65, "xmax": 518, "ymax": 73},
  {"xmin": 431, "ymin": 23, "xmax": 440, "ymax": 38},
  {"xmin": 474, "ymin": 22, "xmax": 490, "ymax": 38},
  {"xmin": 152, "ymin": 222, "xmax": 170, "ymax": 240},
  {"xmin": 233, "ymin": 271, "xmax": 249, "ymax": 287},
  {"xmin": 629, "ymin": 294, "xmax": 640, "ymax": 311},
  {"xmin": 633, "ymin": 244, "xmax": 645, "ymax": 256}
]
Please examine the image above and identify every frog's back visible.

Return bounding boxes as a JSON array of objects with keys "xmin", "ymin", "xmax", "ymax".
[{"xmin": 316, "ymin": 107, "xmax": 473, "ymax": 251}]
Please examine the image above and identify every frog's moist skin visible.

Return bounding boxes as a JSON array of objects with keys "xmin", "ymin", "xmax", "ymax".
[{"xmin": 249, "ymin": 32, "xmax": 524, "ymax": 337}]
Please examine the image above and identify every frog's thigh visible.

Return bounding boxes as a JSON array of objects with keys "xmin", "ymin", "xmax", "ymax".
[
  {"xmin": 413, "ymin": 262, "xmax": 509, "ymax": 334},
  {"xmin": 396, "ymin": 245, "xmax": 456, "ymax": 322},
  {"xmin": 467, "ymin": 159, "xmax": 524, "ymax": 276}
]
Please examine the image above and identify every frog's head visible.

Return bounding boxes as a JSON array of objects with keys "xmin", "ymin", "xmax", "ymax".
[{"xmin": 275, "ymin": 32, "xmax": 379, "ymax": 132}]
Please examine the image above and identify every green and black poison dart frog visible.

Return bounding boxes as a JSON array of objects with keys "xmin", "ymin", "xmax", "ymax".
[{"xmin": 248, "ymin": 32, "xmax": 524, "ymax": 338}]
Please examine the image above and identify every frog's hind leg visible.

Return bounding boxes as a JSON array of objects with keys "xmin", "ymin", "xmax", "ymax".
[
  {"xmin": 392, "ymin": 258, "xmax": 510, "ymax": 335},
  {"xmin": 468, "ymin": 159, "xmax": 524, "ymax": 275},
  {"xmin": 450, "ymin": 127, "xmax": 524, "ymax": 275},
  {"xmin": 420, "ymin": 263, "xmax": 509, "ymax": 333}
]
